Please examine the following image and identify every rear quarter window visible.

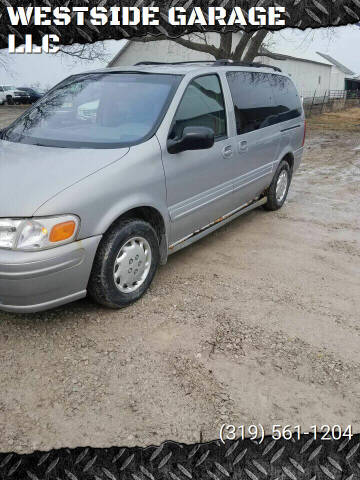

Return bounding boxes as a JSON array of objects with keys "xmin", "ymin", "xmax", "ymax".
[{"xmin": 271, "ymin": 75, "xmax": 302, "ymax": 123}]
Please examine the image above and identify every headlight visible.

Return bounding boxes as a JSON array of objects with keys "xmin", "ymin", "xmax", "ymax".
[{"xmin": 0, "ymin": 215, "xmax": 79, "ymax": 251}]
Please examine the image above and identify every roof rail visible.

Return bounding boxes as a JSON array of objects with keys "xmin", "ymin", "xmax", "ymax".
[
  {"xmin": 135, "ymin": 61, "xmax": 167, "ymax": 65},
  {"xmin": 134, "ymin": 60, "xmax": 282, "ymax": 72},
  {"xmin": 213, "ymin": 59, "xmax": 282, "ymax": 72},
  {"xmin": 134, "ymin": 61, "xmax": 214, "ymax": 66}
]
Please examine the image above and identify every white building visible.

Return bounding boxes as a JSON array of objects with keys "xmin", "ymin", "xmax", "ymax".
[
  {"xmin": 108, "ymin": 34, "xmax": 355, "ymax": 99},
  {"xmin": 257, "ymin": 48, "xmax": 348, "ymax": 98},
  {"xmin": 316, "ymin": 52, "xmax": 360, "ymax": 93}
]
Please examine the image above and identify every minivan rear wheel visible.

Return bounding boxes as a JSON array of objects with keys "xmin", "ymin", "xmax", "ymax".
[
  {"xmin": 264, "ymin": 160, "xmax": 291, "ymax": 211},
  {"xmin": 88, "ymin": 218, "xmax": 160, "ymax": 308}
]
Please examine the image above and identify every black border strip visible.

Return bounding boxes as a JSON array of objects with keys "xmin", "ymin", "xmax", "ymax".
[
  {"xmin": 1, "ymin": 0, "xmax": 360, "ymax": 474},
  {"xmin": 1, "ymin": 437, "xmax": 360, "ymax": 479}
]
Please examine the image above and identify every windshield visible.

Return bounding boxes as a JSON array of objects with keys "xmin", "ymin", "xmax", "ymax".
[{"xmin": 2, "ymin": 73, "xmax": 182, "ymax": 149}]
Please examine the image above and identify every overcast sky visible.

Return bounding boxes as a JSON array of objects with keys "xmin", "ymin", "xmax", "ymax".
[{"xmin": 0, "ymin": 25, "xmax": 359, "ymax": 88}]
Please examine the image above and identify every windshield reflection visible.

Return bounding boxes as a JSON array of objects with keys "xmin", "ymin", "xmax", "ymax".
[{"xmin": 2, "ymin": 73, "xmax": 182, "ymax": 149}]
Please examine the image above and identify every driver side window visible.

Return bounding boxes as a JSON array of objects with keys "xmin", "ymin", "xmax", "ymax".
[{"xmin": 170, "ymin": 74, "xmax": 227, "ymax": 140}]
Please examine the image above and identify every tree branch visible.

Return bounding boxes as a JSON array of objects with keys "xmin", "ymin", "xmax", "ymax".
[
  {"xmin": 219, "ymin": 33, "xmax": 232, "ymax": 59},
  {"xmin": 58, "ymin": 42, "xmax": 110, "ymax": 63},
  {"xmin": 243, "ymin": 30, "xmax": 269, "ymax": 62},
  {"xmin": 0, "ymin": 51, "xmax": 8, "ymax": 71},
  {"xmin": 131, "ymin": 32, "xmax": 279, "ymax": 66},
  {"xmin": 231, "ymin": 32, "xmax": 254, "ymax": 61},
  {"xmin": 132, "ymin": 35, "xmax": 219, "ymax": 59}
]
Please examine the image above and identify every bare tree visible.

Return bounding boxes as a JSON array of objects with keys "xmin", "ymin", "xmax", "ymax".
[
  {"xmin": 29, "ymin": 81, "xmax": 42, "ymax": 90},
  {"xmin": 58, "ymin": 42, "xmax": 111, "ymax": 64},
  {"xmin": 0, "ymin": 50, "xmax": 9, "ymax": 70},
  {"xmin": 132, "ymin": 31, "xmax": 283, "ymax": 63},
  {"xmin": 0, "ymin": 41, "xmax": 110, "ymax": 72}
]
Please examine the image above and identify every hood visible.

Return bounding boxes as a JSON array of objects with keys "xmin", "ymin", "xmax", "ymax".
[{"xmin": 0, "ymin": 140, "xmax": 129, "ymax": 217}]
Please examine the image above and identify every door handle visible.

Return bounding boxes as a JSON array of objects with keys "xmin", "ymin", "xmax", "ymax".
[
  {"xmin": 238, "ymin": 140, "xmax": 248, "ymax": 152},
  {"xmin": 222, "ymin": 145, "xmax": 233, "ymax": 159}
]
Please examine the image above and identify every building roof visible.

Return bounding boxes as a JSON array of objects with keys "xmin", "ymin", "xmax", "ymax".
[
  {"xmin": 316, "ymin": 52, "xmax": 355, "ymax": 75},
  {"xmin": 260, "ymin": 46, "xmax": 333, "ymax": 67},
  {"xmin": 346, "ymin": 75, "xmax": 360, "ymax": 83},
  {"xmin": 108, "ymin": 40, "xmax": 130, "ymax": 67},
  {"xmin": 108, "ymin": 40, "xmax": 345, "ymax": 71}
]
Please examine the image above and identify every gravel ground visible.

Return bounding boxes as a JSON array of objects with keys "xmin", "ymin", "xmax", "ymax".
[
  {"xmin": 0, "ymin": 105, "xmax": 29, "ymax": 129},
  {"xmin": 0, "ymin": 105, "xmax": 359, "ymax": 453}
]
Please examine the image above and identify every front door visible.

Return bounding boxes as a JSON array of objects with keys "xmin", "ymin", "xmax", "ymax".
[{"xmin": 159, "ymin": 74, "xmax": 235, "ymax": 244}]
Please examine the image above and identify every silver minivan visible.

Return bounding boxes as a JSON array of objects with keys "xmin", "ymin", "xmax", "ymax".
[{"xmin": 0, "ymin": 61, "xmax": 306, "ymax": 313}]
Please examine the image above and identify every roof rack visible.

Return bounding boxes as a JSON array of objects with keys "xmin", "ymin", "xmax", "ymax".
[
  {"xmin": 214, "ymin": 59, "xmax": 282, "ymax": 72},
  {"xmin": 135, "ymin": 61, "xmax": 213, "ymax": 66},
  {"xmin": 134, "ymin": 59, "xmax": 282, "ymax": 72}
]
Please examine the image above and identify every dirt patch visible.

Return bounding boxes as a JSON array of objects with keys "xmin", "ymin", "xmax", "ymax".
[
  {"xmin": 0, "ymin": 105, "xmax": 29, "ymax": 129},
  {"xmin": 0, "ymin": 107, "xmax": 359, "ymax": 453}
]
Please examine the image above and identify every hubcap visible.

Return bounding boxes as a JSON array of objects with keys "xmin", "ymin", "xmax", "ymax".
[
  {"xmin": 276, "ymin": 170, "xmax": 288, "ymax": 203},
  {"xmin": 113, "ymin": 237, "xmax": 152, "ymax": 293}
]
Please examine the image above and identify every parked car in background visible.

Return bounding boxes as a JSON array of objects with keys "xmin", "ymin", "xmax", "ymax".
[
  {"xmin": 18, "ymin": 87, "xmax": 44, "ymax": 104},
  {"xmin": 0, "ymin": 85, "xmax": 30, "ymax": 105},
  {"xmin": 0, "ymin": 88, "xmax": 5, "ymax": 105}
]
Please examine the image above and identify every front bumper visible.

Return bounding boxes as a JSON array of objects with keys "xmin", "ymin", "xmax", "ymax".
[{"xmin": 0, "ymin": 236, "xmax": 101, "ymax": 313}]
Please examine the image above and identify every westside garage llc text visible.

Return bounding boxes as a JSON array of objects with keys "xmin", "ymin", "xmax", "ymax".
[{"xmin": 6, "ymin": 5, "xmax": 287, "ymax": 54}]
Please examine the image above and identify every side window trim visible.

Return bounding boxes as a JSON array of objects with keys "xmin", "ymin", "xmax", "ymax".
[{"xmin": 168, "ymin": 73, "xmax": 228, "ymax": 143}]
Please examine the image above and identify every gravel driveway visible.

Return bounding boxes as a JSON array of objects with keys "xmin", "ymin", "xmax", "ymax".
[{"xmin": 0, "ymin": 106, "xmax": 359, "ymax": 453}]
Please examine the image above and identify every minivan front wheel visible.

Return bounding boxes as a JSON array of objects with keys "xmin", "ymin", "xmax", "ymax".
[
  {"xmin": 88, "ymin": 219, "xmax": 160, "ymax": 308},
  {"xmin": 264, "ymin": 160, "xmax": 291, "ymax": 211},
  {"xmin": 113, "ymin": 236, "xmax": 152, "ymax": 293}
]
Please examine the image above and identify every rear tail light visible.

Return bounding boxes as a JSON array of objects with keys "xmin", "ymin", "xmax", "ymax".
[{"xmin": 302, "ymin": 120, "xmax": 307, "ymax": 147}]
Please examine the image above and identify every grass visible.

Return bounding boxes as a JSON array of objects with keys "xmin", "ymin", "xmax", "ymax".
[{"xmin": 307, "ymin": 107, "xmax": 360, "ymax": 132}]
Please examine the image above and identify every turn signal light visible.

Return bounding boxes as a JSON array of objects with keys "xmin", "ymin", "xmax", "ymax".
[{"xmin": 50, "ymin": 221, "xmax": 76, "ymax": 243}]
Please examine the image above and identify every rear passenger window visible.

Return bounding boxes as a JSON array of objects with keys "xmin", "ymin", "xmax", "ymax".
[
  {"xmin": 170, "ymin": 75, "xmax": 226, "ymax": 140},
  {"xmin": 226, "ymin": 71, "xmax": 278, "ymax": 135},
  {"xmin": 226, "ymin": 71, "xmax": 302, "ymax": 135}
]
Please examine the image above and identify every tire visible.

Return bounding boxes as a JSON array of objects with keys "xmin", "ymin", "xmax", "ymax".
[
  {"xmin": 264, "ymin": 160, "xmax": 291, "ymax": 211},
  {"xmin": 88, "ymin": 218, "xmax": 160, "ymax": 309},
  {"xmin": 6, "ymin": 96, "xmax": 14, "ymax": 105}
]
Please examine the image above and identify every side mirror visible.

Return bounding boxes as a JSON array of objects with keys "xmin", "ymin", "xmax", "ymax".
[{"xmin": 167, "ymin": 126, "xmax": 215, "ymax": 154}]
